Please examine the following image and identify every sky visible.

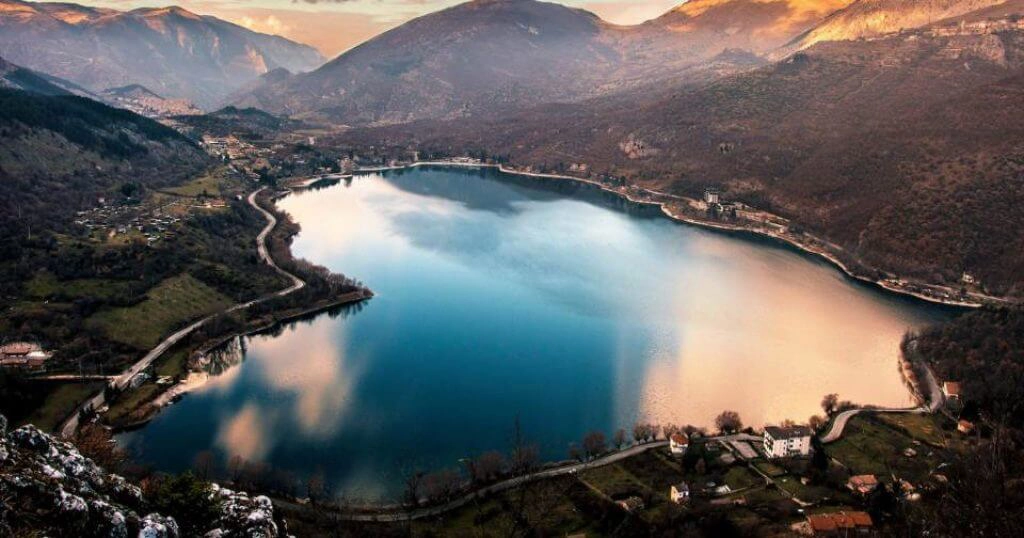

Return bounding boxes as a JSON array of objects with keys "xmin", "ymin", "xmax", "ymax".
[{"xmin": 75, "ymin": 1, "xmax": 684, "ymax": 57}]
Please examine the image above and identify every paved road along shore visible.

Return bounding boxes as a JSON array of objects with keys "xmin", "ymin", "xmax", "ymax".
[{"xmin": 60, "ymin": 188, "xmax": 311, "ymax": 438}]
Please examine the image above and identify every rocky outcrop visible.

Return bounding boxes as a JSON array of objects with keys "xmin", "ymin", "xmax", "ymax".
[{"xmin": 0, "ymin": 414, "xmax": 289, "ymax": 537}]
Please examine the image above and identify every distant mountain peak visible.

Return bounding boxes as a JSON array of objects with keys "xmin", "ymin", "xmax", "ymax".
[{"xmin": 0, "ymin": 0, "xmax": 324, "ymax": 109}]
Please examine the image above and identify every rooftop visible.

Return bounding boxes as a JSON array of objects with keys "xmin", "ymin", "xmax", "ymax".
[{"xmin": 764, "ymin": 425, "xmax": 812, "ymax": 439}]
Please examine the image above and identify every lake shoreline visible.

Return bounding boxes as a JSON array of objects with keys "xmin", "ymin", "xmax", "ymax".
[{"xmin": 348, "ymin": 161, "xmax": 1004, "ymax": 309}]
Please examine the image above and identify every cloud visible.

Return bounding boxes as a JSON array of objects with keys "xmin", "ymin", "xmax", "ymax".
[{"xmin": 238, "ymin": 14, "xmax": 292, "ymax": 36}]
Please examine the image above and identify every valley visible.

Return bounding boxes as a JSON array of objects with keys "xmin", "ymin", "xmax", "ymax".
[{"xmin": 1, "ymin": 0, "xmax": 1024, "ymax": 536}]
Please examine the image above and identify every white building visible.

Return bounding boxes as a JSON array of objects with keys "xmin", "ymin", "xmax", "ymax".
[
  {"xmin": 670, "ymin": 482, "xmax": 690, "ymax": 504},
  {"xmin": 669, "ymin": 432, "xmax": 689, "ymax": 455},
  {"xmin": 763, "ymin": 425, "xmax": 813, "ymax": 458},
  {"xmin": 703, "ymin": 188, "xmax": 720, "ymax": 205}
]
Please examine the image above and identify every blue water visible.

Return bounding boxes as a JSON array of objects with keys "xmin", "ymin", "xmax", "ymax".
[{"xmin": 120, "ymin": 166, "xmax": 950, "ymax": 500}]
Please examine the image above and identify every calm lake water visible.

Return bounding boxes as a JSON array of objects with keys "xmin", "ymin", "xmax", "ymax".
[{"xmin": 120, "ymin": 166, "xmax": 951, "ymax": 499}]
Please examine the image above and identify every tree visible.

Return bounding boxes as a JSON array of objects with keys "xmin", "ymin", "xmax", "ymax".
[
  {"xmin": 809, "ymin": 415, "xmax": 826, "ymax": 432},
  {"xmin": 422, "ymin": 468, "xmax": 462, "ymax": 503},
  {"xmin": 662, "ymin": 423, "xmax": 679, "ymax": 440},
  {"xmin": 306, "ymin": 468, "xmax": 326, "ymax": 504},
  {"xmin": 582, "ymin": 431, "xmax": 607, "ymax": 460},
  {"xmin": 633, "ymin": 422, "xmax": 647, "ymax": 443},
  {"xmin": 74, "ymin": 424, "xmax": 127, "ymax": 473},
  {"xmin": 403, "ymin": 470, "xmax": 424, "ymax": 506},
  {"xmin": 145, "ymin": 473, "xmax": 220, "ymax": 537},
  {"xmin": 715, "ymin": 410, "xmax": 743, "ymax": 434},
  {"xmin": 568, "ymin": 443, "xmax": 583, "ymax": 462},
  {"xmin": 509, "ymin": 416, "xmax": 539, "ymax": 475},
  {"xmin": 822, "ymin": 393, "xmax": 839, "ymax": 416},
  {"xmin": 613, "ymin": 428, "xmax": 628, "ymax": 450},
  {"xmin": 192, "ymin": 450, "xmax": 215, "ymax": 480},
  {"xmin": 471, "ymin": 451, "xmax": 506, "ymax": 483}
]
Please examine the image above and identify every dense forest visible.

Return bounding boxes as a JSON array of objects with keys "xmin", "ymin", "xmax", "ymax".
[{"xmin": 916, "ymin": 307, "xmax": 1024, "ymax": 427}]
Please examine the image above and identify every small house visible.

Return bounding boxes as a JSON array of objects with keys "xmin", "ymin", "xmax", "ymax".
[
  {"xmin": 616, "ymin": 496, "xmax": 645, "ymax": 513},
  {"xmin": 806, "ymin": 511, "xmax": 874, "ymax": 535},
  {"xmin": 763, "ymin": 425, "xmax": 813, "ymax": 458},
  {"xmin": 670, "ymin": 482, "xmax": 690, "ymax": 504},
  {"xmin": 669, "ymin": 432, "xmax": 689, "ymax": 455},
  {"xmin": 942, "ymin": 382, "xmax": 962, "ymax": 400},
  {"xmin": 0, "ymin": 342, "xmax": 51, "ymax": 371},
  {"xmin": 847, "ymin": 474, "xmax": 879, "ymax": 495}
]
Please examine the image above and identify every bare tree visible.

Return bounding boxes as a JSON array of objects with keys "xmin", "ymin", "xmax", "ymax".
[
  {"xmin": 306, "ymin": 468, "xmax": 326, "ymax": 505},
  {"xmin": 568, "ymin": 443, "xmax": 583, "ymax": 462},
  {"xmin": 715, "ymin": 410, "xmax": 743, "ymax": 434},
  {"xmin": 422, "ymin": 468, "xmax": 463, "ymax": 504},
  {"xmin": 192, "ymin": 450, "xmax": 215, "ymax": 480},
  {"xmin": 471, "ymin": 451, "xmax": 506, "ymax": 483},
  {"xmin": 662, "ymin": 423, "xmax": 679, "ymax": 440},
  {"xmin": 403, "ymin": 470, "xmax": 424, "ymax": 507},
  {"xmin": 613, "ymin": 428, "xmax": 628, "ymax": 450},
  {"xmin": 821, "ymin": 393, "xmax": 839, "ymax": 416},
  {"xmin": 582, "ymin": 431, "xmax": 607, "ymax": 460},
  {"xmin": 633, "ymin": 422, "xmax": 647, "ymax": 444},
  {"xmin": 510, "ymin": 416, "xmax": 539, "ymax": 475},
  {"xmin": 74, "ymin": 425, "xmax": 127, "ymax": 473}
]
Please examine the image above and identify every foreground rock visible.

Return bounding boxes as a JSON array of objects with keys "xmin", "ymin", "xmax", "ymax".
[{"xmin": 0, "ymin": 414, "xmax": 288, "ymax": 537}]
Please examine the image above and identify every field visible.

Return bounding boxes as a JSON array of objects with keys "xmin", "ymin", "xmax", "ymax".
[
  {"xmin": 23, "ymin": 382, "xmax": 104, "ymax": 433},
  {"xmin": 161, "ymin": 171, "xmax": 225, "ymax": 197},
  {"xmin": 86, "ymin": 273, "xmax": 232, "ymax": 349},
  {"xmin": 825, "ymin": 414, "xmax": 952, "ymax": 483},
  {"xmin": 25, "ymin": 271, "xmax": 130, "ymax": 302}
]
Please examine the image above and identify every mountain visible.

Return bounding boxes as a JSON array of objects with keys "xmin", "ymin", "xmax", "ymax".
[
  {"xmin": 343, "ymin": 3, "xmax": 1024, "ymax": 296},
  {"xmin": 648, "ymin": 0, "xmax": 853, "ymax": 57},
  {"xmin": 788, "ymin": 0, "xmax": 1010, "ymax": 51},
  {"xmin": 0, "ymin": 81, "xmax": 208, "ymax": 257},
  {"xmin": 100, "ymin": 84, "xmax": 202, "ymax": 118},
  {"xmin": 230, "ymin": 0, "xmax": 851, "ymax": 125},
  {"xmin": 0, "ymin": 1, "xmax": 324, "ymax": 109}
]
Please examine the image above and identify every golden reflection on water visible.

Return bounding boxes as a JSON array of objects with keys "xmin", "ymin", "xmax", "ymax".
[
  {"xmin": 281, "ymin": 173, "xmax": 930, "ymax": 432},
  {"xmin": 635, "ymin": 233, "xmax": 918, "ymax": 428},
  {"xmin": 215, "ymin": 320, "xmax": 360, "ymax": 461}
]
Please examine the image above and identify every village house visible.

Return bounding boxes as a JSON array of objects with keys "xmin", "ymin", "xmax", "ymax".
[
  {"xmin": 942, "ymin": 381, "xmax": 962, "ymax": 400},
  {"xmin": 703, "ymin": 188, "xmax": 720, "ymax": 205},
  {"xmin": 669, "ymin": 432, "xmax": 689, "ymax": 455},
  {"xmin": 763, "ymin": 425, "xmax": 813, "ymax": 458},
  {"xmin": 0, "ymin": 342, "xmax": 52, "ymax": 371},
  {"xmin": 616, "ymin": 496, "xmax": 644, "ymax": 513},
  {"xmin": 847, "ymin": 474, "xmax": 880, "ymax": 496},
  {"xmin": 805, "ymin": 511, "xmax": 874, "ymax": 535},
  {"xmin": 670, "ymin": 481, "xmax": 690, "ymax": 504}
]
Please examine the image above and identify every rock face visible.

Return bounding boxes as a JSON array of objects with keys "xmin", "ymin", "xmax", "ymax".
[
  {"xmin": 0, "ymin": 414, "xmax": 287, "ymax": 537},
  {"xmin": 0, "ymin": 0, "xmax": 324, "ymax": 109},
  {"xmin": 788, "ymin": 0, "xmax": 1011, "ymax": 51}
]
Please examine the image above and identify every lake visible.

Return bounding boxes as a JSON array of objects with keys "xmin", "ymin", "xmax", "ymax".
[{"xmin": 119, "ymin": 166, "xmax": 951, "ymax": 500}]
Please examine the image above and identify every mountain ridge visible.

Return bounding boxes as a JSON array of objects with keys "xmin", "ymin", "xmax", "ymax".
[{"xmin": 0, "ymin": 0, "xmax": 325, "ymax": 109}]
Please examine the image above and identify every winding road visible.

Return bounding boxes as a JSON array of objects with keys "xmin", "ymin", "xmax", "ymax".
[
  {"xmin": 818, "ymin": 356, "xmax": 944, "ymax": 444},
  {"xmin": 59, "ymin": 187, "xmax": 308, "ymax": 438},
  {"xmin": 281, "ymin": 433, "xmax": 762, "ymax": 523}
]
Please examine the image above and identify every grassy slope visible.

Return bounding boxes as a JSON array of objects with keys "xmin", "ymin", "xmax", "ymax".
[{"xmin": 86, "ymin": 273, "xmax": 233, "ymax": 349}]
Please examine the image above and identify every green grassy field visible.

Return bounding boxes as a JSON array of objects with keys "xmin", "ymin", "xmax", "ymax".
[
  {"xmin": 162, "ymin": 172, "xmax": 224, "ymax": 197},
  {"xmin": 826, "ymin": 414, "xmax": 945, "ymax": 482},
  {"xmin": 86, "ymin": 273, "xmax": 232, "ymax": 349},
  {"xmin": 877, "ymin": 413, "xmax": 949, "ymax": 446},
  {"xmin": 23, "ymin": 382, "xmax": 104, "ymax": 433},
  {"xmin": 25, "ymin": 271, "xmax": 131, "ymax": 301}
]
